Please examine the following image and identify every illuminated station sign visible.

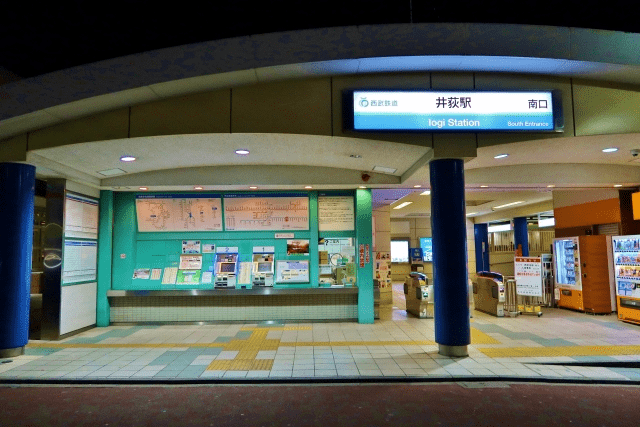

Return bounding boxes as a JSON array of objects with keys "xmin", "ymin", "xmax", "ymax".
[{"xmin": 344, "ymin": 90, "xmax": 563, "ymax": 132}]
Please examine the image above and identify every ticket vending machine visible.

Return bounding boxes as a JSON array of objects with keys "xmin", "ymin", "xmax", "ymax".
[
  {"xmin": 252, "ymin": 246, "xmax": 275, "ymax": 287},
  {"xmin": 214, "ymin": 247, "xmax": 239, "ymax": 288}
]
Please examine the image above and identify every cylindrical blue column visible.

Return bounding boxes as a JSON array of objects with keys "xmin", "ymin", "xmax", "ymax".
[
  {"xmin": 0, "ymin": 163, "xmax": 35, "ymax": 357},
  {"xmin": 474, "ymin": 223, "xmax": 490, "ymax": 273},
  {"xmin": 430, "ymin": 159, "xmax": 470, "ymax": 357},
  {"xmin": 513, "ymin": 217, "xmax": 529, "ymax": 256}
]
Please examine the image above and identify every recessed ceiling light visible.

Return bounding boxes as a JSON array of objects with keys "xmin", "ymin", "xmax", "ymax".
[
  {"xmin": 304, "ymin": 186, "xmax": 313, "ymax": 189},
  {"xmin": 139, "ymin": 187, "xmax": 148, "ymax": 191},
  {"xmin": 466, "ymin": 212, "xmax": 477, "ymax": 216},
  {"xmin": 350, "ymin": 154, "xmax": 362, "ymax": 158},
  {"xmin": 359, "ymin": 186, "xmax": 367, "ymax": 189},
  {"xmin": 602, "ymin": 147, "xmax": 618, "ymax": 153},
  {"xmin": 493, "ymin": 201, "xmax": 524, "ymax": 209},
  {"xmin": 119, "ymin": 155, "xmax": 136, "ymax": 162},
  {"xmin": 413, "ymin": 185, "xmax": 422, "ymax": 188},
  {"xmin": 393, "ymin": 202, "xmax": 413, "ymax": 210},
  {"xmin": 249, "ymin": 186, "xmax": 258, "ymax": 189},
  {"xmin": 480, "ymin": 185, "xmax": 489, "ymax": 188},
  {"xmin": 614, "ymin": 184, "xmax": 622, "ymax": 187},
  {"xmin": 494, "ymin": 154, "xmax": 508, "ymax": 159},
  {"xmin": 235, "ymin": 149, "xmax": 250, "ymax": 155},
  {"xmin": 547, "ymin": 185, "xmax": 556, "ymax": 188},
  {"xmin": 420, "ymin": 190, "xmax": 431, "ymax": 196},
  {"xmin": 194, "ymin": 186, "xmax": 203, "ymax": 190}
]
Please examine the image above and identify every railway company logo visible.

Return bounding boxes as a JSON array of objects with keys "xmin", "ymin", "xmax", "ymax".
[{"xmin": 359, "ymin": 97, "xmax": 369, "ymax": 107}]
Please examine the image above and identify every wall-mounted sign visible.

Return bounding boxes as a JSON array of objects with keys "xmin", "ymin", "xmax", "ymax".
[
  {"xmin": 224, "ymin": 194, "xmax": 309, "ymax": 231},
  {"xmin": 136, "ymin": 194, "xmax": 222, "ymax": 232},
  {"xmin": 344, "ymin": 90, "xmax": 563, "ymax": 132},
  {"xmin": 318, "ymin": 196, "xmax": 355, "ymax": 231}
]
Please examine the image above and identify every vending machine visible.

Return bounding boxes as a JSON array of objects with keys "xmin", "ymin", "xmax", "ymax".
[
  {"xmin": 214, "ymin": 247, "xmax": 239, "ymax": 288},
  {"xmin": 552, "ymin": 235, "xmax": 611, "ymax": 313},
  {"xmin": 611, "ymin": 235, "xmax": 640, "ymax": 325},
  {"xmin": 252, "ymin": 246, "xmax": 275, "ymax": 287}
]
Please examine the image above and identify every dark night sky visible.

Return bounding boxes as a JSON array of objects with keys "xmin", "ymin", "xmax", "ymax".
[{"xmin": 1, "ymin": 1, "xmax": 640, "ymax": 79}]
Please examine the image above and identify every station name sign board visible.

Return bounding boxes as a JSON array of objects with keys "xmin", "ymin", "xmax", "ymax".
[{"xmin": 344, "ymin": 90, "xmax": 563, "ymax": 132}]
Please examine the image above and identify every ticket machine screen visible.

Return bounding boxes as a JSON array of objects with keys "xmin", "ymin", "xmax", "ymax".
[
  {"xmin": 218, "ymin": 262, "xmax": 236, "ymax": 273},
  {"xmin": 257, "ymin": 262, "xmax": 272, "ymax": 273}
]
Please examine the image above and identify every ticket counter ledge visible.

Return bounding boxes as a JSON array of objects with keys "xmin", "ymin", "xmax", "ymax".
[{"xmin": 105, "ymin": 287, "xmax": 359, "ymax": 323}]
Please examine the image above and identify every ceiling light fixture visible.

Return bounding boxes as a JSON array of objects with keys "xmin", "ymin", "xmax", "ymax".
[
  {"xmin": 494, "ymin": 154, "xmax": 508, "ymax": 159},
  {"xmin": 119, "ymin": 155, "xmax": 136, "ymax": 162},
  {"xmin": 249, "ymin": 186, "xmax": 258, "ymax": 189},
  {"xmin": 393, "ymin": 202, "xmax": 413, "ymax": 209},
  {"xmin": 139, "ymin": 187, "xmax": 148, "ymax": 191},
  {"xmin": 614, "ymin": 184, "xmax": 622, "ymax": 187},
  {"xmin": 350, "ymin": 154, "xmax": 362, "ymax": 158},
  {"xmin": 420, "ymin": 190, "xmax": 431, "ymax": 196},
  {"xmin": 547, "ymin": 185, "xmax": 556, "ymax": 188},
  {"xmin": 359, "ymin": 186, "xmax": 367, "ymax": 189},
  {"xmin": 235, "ymin": 149, "xmax": 250, "ymax": 155},
  {"xmin": 493, "ymin": 201, "xmax": 524, "ymax": 209},
  {"xmin": 372, "ymin": 165, "xmax": 397, "ymax": 174},
  {"xmin": 466, "ymin": 212, "xmax": 477, "ymax": 216},
  {"xmin": 480, "ymin": 185, "xmax": 489, "ymax": 188},
  {"xmin": 413, "ymin": 185, "xmax": 422, "ymax": 188},
  {"xmin": 304, "ymin": 186, "xmax": 313, "ymax": 189},
  {"xmin": 602, "ymin": 147, "xmax": 618, "ymax": 153},
  {"xmin": 194, "ymin": 186, "xmax": 203, "ymax": 190}
]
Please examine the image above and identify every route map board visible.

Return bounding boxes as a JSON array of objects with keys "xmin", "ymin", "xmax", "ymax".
[
  {"xmin": 224, "ymin": 195, "xmax": 309, "ymax": 231},
  {"xmin": 136, "ymin": 194, "xmax": 222, "ymax": 232}
]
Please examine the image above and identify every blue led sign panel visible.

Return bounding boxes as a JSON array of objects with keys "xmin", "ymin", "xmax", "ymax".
[
  {"xmin": 345, "ymin": 90, "xmax": 562, "ymax": 132},
  {"xmin": 420, "ymin": 237, "xmax": 433, "ymax": 262}
]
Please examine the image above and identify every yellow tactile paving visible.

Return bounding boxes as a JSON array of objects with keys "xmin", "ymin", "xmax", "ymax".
[
  {"xmin": 479, "ymin": 345, "xmax": 640, "ymax": 358},
  {"xmin": 239, "ymin": 326, "xmax": 312, "ymax": 331},
  {"xmin": 250, "ymin": 360, "xmax": 274, "ymax": 370},
  {"xmin": 207, "ymin": 360, "xmax": 232, "ymax": 370},
  {"xmin": 235, "ymin": 350, "xmax": 259, "ymax": 360},
  {"xmin": 470, "ymin": 328, "xmax": 501, "ymax": 345}
]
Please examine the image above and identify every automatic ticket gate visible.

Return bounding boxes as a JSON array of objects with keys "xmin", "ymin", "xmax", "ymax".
[
  {"xmin": 473, "ymin": 271, "xmax": 506, "ymax": 317},
  {"xmin": 404, "ymin": 272, "xmax": 434, "ymax": 318}
]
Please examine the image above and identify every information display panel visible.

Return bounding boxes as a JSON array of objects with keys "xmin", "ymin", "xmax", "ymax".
[
  {"xmin": 65, "ymin": 193, "xmax": 99, "ymax": 239},
  {"xmin": 276, "ymin": 260, "xmax": 310, "ymax": 283},
  {"xmin": 344, "ymin": 90, "xmax": 563, "ymax": 132}
]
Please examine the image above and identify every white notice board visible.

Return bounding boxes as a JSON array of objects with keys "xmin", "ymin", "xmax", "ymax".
[
  {"xmin": 136, "ymin": 195, "xmax": 222, "ymax": 232},
  {"xmin": 318, "ymin": 196, "xmax": 355, "ymax": 231},
  {"xmin": 62, "ymin": 240, "xmax": 98, "ymax": 284},
  {"xmin": 514, "ymin": 256, "xmax": 543, "ymax": 297},
  {"xmin": 65, "ymin": 193, "xmax": 99, "ymax": 239},
  {"xmin": 224, "ymin": 195, "xmax": 309, "ymax": 231}
]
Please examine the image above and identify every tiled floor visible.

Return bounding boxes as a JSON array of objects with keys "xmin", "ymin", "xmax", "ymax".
[{"xmin": 3, "ymin": 307, "xmax": 640, "ymax": 382}]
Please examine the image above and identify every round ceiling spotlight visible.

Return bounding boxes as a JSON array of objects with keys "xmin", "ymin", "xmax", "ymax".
[
  {"xmin": 413, "ymin": 185, "xmax": 422, "ymax": 188},
  {"xmin": 194, "ymin": 186, "xmax": 203, "ymax": 190},
  {"xmin": 249, "ymin": 186, "xmax": 258, "ymax": 189},
  {"xmin": 359, "ymin": 186, "xmax": 367, "ymax": 189},
  {"xmin": 494, "ymin": 154, "xmax": 508, "ymax": 159},
  {"xmin": 235, "ymin": 149, "xmax": 250, "ymax": 155},
  {"xmin": 614, "ymin": 184, "xmax": 622, "ymax": 187},
  {"xmin": 304, "ymin": 186, "xmax": 313, "ymax": 189},
  {"xmin": 139, "ymin": 187, "xmax": 148, "ymax": 191},
  {"xmin": 119, "ymin": 155, "xmax": 136, "ymax": 162},
  {"xmin": 602, "ymin": 147, "xmax": 618, "ymax": 153},
  {"xmin": 547, "ymin": 185, "xmax": 556, "ymax": 188},
  {"xmin": 480, "ymin": 185, "xmax": 489, "ymax": 188}
]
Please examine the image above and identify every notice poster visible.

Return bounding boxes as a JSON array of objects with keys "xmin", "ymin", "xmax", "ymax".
[
  {"xmin": 132, "ymin": 268, "xmax": 151, "ymax": 280},
  {"xmin": 161, "ymin": 267, "xmax": 178, "ymax": 284},
  {"xmin": 375, "ymin": 251, "xmax": 392, "ymax": 289},
  {"xmin": 514, "ymin": 256, "xmax": 543, "ymax": 297},
  {"xmin": 151, "ymin": 268, "xmax": 162, "ymax": 281},
  {"xmin": 287, "ymin": 240, "xmax": 309, "ymax": 255},
  {"xmin": 136, "ymin": 194, "xmax": 222, "ymax": 232},
  {"xmin": 179, "ymin": 254, "xmax": 203, "ymax": 270},
  {"xmin": 65, "ymin": 193, "xmax": 99, "ymax": 239},
  {"xmin": 276, "ymin": 260, "xmax": 310, "ymax": 283},
  {"xmin": 318, "ymin": 196, "xmax": 355, "ymax": 231},
  {"xmin": 182, "ymin": 240, "xmax": 201, "ymax": 254},
  {"xmin": 176, "ymin": 270, "xmax": 201, "ymax": 285},
  {"xmin": 201, "ymin": 271, "xmax": 213, "ymax": 284},
  {"xmin": 237, "ymin": 262, "xmax": 253, "ymax": 285},
  {"xmin": 224, "ymin": 195, "xmax": 309, "ymax": 231},
  {"xmin": 62, "ymin": 240, "xmax": 98, "ymax": 284},
  {"xmin": 202, "ymin": 244, "xmax": 216, "ymax": 253}
]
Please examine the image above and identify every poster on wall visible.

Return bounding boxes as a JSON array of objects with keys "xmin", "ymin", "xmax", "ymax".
[
  {"xmin": 276, "ymin": 260, "xmax": 310, "ymax": 283},
  {"xmin": 179, "ymin": 254, "xmax": 203, "ymax": 270},
  {"xmin": 176, "ymin": 270, "xmax": 201, "ymax": 285},
  {"xmin": 318, "ymin": 196, "xmax": 355, "ymax": 231},
  {"xmin": 136, "ymin": 194, "xmax": 222, "ymax": 232},
  {"xmin": 514, "ymin": 256, "xmax": 543, "ymax": 297},
  {"xmin": 62, "ymin": 240, "xmax": 98, "ymax": 283},
  {"xmin": 287, "ymin": 240, "xmax": 309, "ymax": 255},
  {"xmin": 65, "ymin": 193, "xmax": 99, "ymax": 239},
  {"xmin": 161, "ymin": 267, "xmax": 178, "ymax": 284},
  {"xmin": 182, "ymin": 240, "xmax": 201, "ymax": 254},
  {"xmin": 132, "ymin": 268, "xmax": 150, "ymax": 280},
  {"xmin": 375, "ymin": 251, "xmax": 392, "ymax": 290},
  {"xmin": 223, "ymin": 194, "xmax": 309, "ymax": 231}
]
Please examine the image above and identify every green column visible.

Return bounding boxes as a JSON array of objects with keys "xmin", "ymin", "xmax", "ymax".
[
  {"xmin": 309, "ymin": 191, "xmax": 319, "ymax": 287},
  {"xmin": 356, "ymin": 189, "xmax": 374, "ymax": 324},
  {"xmin": 96, "ymin": 190, "xmax": 113, "ymax": 326}
]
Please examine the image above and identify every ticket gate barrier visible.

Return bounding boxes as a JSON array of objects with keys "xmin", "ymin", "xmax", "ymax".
[
  {"xmin": 404, "ymin": 272, "xmax": 434, "ymax": 318},
  {"xmin": 473, "ymin": 272, "xmax": 506, "ymax": 317}
]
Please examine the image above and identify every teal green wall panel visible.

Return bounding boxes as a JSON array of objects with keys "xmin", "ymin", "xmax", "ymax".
[
  {"xmin": 96, "ymin": 190, "xmax": 113, "ymax": 326},
  {"xmin": 355, "ymin": 189, "xmax": 374, "ymax": 324}
]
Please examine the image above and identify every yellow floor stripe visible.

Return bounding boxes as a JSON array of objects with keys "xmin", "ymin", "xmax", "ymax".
[
  {"xmin": 471, "ymin": 328, "xmax": 501, "ymax": 345},
  {"xmin": 206, "ymin": 359, "xmax": 274, "ymax": 371},
  {"xmin": 279, "ymin": 340, "xmax": 436, "ymax": 347},
  {"xmin": 480, "ymin": 345, "xmax": 640, "ymax": 358}
]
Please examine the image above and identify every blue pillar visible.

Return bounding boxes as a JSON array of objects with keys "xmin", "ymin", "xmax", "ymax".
[
  {"xmin": 430, "ymin": 159, "xmax": 470, "ymax": 357},
  {"xmin": 0, "ymin": 163, "xmax": 35, "ymax": 357},
  {"xmin": 513, "ymin": 217, "xmax": 529, "ymax": 256},
  {"xmin": 474, "ymin": 223, "xmax": 490, "ymax": 273}
]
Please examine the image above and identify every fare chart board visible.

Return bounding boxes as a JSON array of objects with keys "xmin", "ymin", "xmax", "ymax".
[
  {"xmin": 224, "ymin": 194, "xmax": 309, "ymax": 231},
  {"xmin": 136, "ymin": 194, "xmax": 222, "ymax": 232}
]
